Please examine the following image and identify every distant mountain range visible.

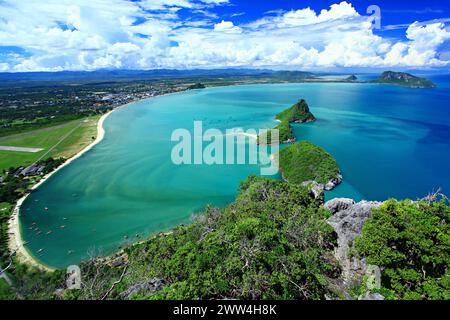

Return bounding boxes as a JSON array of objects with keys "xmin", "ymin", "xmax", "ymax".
[
  {"xmin": 0, "ymin": 69, "xmax": 435, "ymax": 88},
  {"xmin": 0, "ymin": 69, "xmax": 314, "ymax": 84}
]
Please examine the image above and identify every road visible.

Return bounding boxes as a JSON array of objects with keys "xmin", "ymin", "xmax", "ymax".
[{"xmin": 0, "ymin": 259, "xmax": 13, "ymax": 286}]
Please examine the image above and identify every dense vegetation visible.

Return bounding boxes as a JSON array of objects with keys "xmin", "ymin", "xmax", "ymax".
[
  {"xmin": 279, "ymin": 141, "xmax": 341, "ymax": 185},
  {"xmin": 258, "ymin": 122, "xmax": 295, "ymax": 145},
  {"xmin": 0, "ymin": 263, "xmax": 66, "ymax": 300},
  {"xmin": 258, "ymin": 99, "xmax": 316, "ymax": 145},
  {"xmin": 0, "ymin": 203, "xmax": 12, "ymax": 264},
  {"xmin": 187, "ymin": 83, "xmax": 206, "ymax": 89},
  {"xmin": 355, "ymin": 198, "xmax": 450, "ymax": 300},
  {"xmin": 276, "ymin": 99, "xmax": 316, "ymax": 124}
]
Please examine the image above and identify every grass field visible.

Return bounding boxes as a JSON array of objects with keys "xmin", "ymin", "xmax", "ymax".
[
  {"xmin": 0, "ymin": 202, "xmax": 12, "ymax": 212},
  {"xmin": 0, "ymin": 115, "xmax": 100, "ymax": 172}
]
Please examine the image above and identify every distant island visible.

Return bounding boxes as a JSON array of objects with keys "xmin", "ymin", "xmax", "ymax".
[
  {"xmin": 373, "ymin": 71, "xmax": 436, "ymax": 88},
  {"xmin": 346, "ymin": 75, "xmax": 358, "ymax": 81},
  {"xmin": 258, "ymin": 99, "xmax": 316, "ymax": 144}
]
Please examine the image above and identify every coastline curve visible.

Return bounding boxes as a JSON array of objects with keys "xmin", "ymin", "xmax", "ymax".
[{"xmin": 7, "ymin": 110, "xmax": 113, "ymax": 271}]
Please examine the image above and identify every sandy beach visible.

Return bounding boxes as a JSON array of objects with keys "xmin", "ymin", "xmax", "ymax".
[
  {"xmin": 8, "ymin": 110, "xmax": 113, "ymax": 272},
  {"xmin": 6, "ymin": 91, "xmax": 186, "ymax": 271}
]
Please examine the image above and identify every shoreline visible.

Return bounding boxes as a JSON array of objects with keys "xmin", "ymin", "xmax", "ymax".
[
  {"xmin": 6, "ymin": 90, "xmax": 186, "ymax": 271},
  {"xmin": 8, "ymin": 110, "xmax": 113, "ymax": 272}
]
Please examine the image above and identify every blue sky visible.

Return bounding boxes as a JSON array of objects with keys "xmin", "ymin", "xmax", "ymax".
[{"xmin": 0, "ymin": 0, "xmax": 449, "ymax": 72}]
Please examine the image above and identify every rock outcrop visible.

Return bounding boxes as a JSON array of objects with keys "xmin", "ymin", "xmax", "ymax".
[
  {"xmin": 326, "ymin": 199, "xmax": 383, "ymax": 299},
  {"xmin": 324, "ymin": 198, "xmax": 355, "ymax": 214},
  {"xmin": 301, "ymin": 174, "xmax": 343, "ymax": 200},
  {"xmin": 120, "ymin": 277, "xmax": 166, "ymax": 300},
  {"xmin": 359, "ymin": 292, "xmax": 385, "ymax": 300},
  {"xmin": 324, "ymin": 174, "xmax": 343, "ymax": 191}
]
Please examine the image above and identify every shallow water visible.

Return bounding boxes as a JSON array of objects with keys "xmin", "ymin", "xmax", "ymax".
[{"xmin": 20, "ymin": 78, "xmax": 450, "ymax": 268}]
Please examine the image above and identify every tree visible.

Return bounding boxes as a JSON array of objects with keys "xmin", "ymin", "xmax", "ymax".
[{"xmin": 355, "ymin": 198, "xmax": 450, "ymax": 300}]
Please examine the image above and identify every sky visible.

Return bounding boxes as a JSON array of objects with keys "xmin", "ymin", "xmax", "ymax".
[{"xmin": 0, "ymin": 0, "xmax": 449, "ymax": 72}]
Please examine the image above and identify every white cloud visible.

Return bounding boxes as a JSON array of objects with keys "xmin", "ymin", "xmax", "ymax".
[
  {"xmin": 383, "ymin": 22, "xmax": 450, "ymax": 67},
  {"xmin": 214, "ymin": 20, "xmax": 242, "ymax": 33},
  {"xmin": 0, "ymin": 0, "xmax": 449, "ymax": 72},
  {"xmin": 0, "ymin": 63, "xmax": 10, "ymax": 72}
]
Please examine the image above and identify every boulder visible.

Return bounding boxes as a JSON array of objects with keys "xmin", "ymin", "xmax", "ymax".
[{"xmin": 324, "ymin": 198, "xmax": 355, "ymax": 214}]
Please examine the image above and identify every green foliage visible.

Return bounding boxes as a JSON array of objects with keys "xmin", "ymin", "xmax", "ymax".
[
  {"xmin": 188, "ymin": 83, "xmax": 206, "ymax": 89},
  {"xmin": 120, "ymin": 176, "xmax": 338, "ymax": 300},
  {"xmin": 355, "ymin": 199, "xmax": 450, "ymax": 300},
  {"xmin": 0, "ymin": 278, "xmax": 16, "ymax": 300},
  {"xmin": 5, "ymin": 263, "xmax": 66, "ymax": 300},
  {"xmin": 37, "ymin": 157, "xmax": 65, "ymax": 175},
  {"xmin": 258, "ymin": 99, "xmax": 315, "ymax": 144},
  {"xmin": 0, "ymin": 173, "xmax": 29, "ymax": 203},
  {"xmin": 276, "ymin": 99, "xmax": 316, "ymax": 123},
  {"xmin": 258, "ymin": 122, "xmax": 295, "ymax": 145},
  {"xmin": 0, "ymin": 204, "xmax": 13, "ymax": 264},
  {"xmin": 279, "ymin": 141, "xmax": 340, "ymax": 185}
]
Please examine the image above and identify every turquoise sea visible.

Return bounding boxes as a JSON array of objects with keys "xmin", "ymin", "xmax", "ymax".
[{"xmin": 20, "ymin": 76, "xmax": 450, "ymax": 268}]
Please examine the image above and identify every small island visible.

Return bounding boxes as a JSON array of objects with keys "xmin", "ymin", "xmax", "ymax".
[
  {"xmin": 346, "ymin": 75, "xmax": 358, "ymax": 81},
  {"xmin": 258, "ymin": 99, "xmax": 316, "ymax": 145},
  {"xmin": 276, "ymin": 99, "xmax": 316, "ymax": 124},
  {"xmin": 279, "ymin": 141, "xmax": 342, "ymax": 196},
  {"xmin": 374, "ymin": 71, "xmax": 436, "ymax": 88}
]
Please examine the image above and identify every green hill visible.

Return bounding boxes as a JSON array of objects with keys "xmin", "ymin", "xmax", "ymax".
[
  {"xmin": 258, "ymin": 100, "xmax": 316, "ymax": 145},
  {"xmin": 279, "ymin": 141, "xmax": 341, "ymax": 185},
  {"xmin": 374, "ymin": 71, "xmax": 436, "ymax": 88},
  {"xmin": 276, "ymin": 99, "xmax": 316, "ymax": 123}
]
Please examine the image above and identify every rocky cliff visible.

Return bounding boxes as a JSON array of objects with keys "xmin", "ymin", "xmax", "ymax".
[{"xmin": 326, "ymin": 198, "xmax": 384, "ymax": 299}]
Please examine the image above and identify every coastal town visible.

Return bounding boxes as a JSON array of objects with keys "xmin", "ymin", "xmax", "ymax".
[{"xmin": 0, "ymin": 77, "xmax": 202, "ymax": 137}]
